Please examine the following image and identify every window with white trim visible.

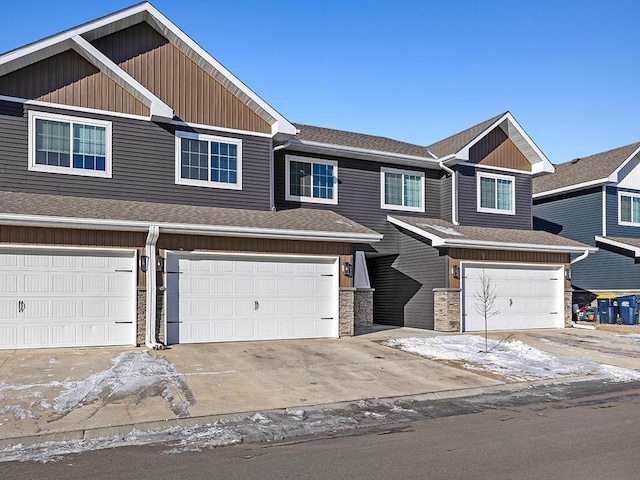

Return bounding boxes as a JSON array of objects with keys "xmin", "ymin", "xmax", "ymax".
[
  {"xmin": 477, "ymin": 172, "xmax": 515, "ymax": 214},
  {"xmin": 28, "ymin": 111, "xmax": 112, "ymax": 178},
  {"xmin": 175, "ymin": 132, "xmax": 242, "ymax": 190},
  {"xmin": 285, "ymin": 155, "xmax": 337, "ymax": 204},
  {"xmin": 619, "ymin": 192, "xmax": 640, "ymax": 225},
  {"xmin": 380, "ymin": 167, "xmax": 425, "ymax": 212}
]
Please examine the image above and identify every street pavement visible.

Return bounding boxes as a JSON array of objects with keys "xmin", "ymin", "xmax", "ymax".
[{"xmin": 0, "ymin": 326, "xmax": 639, "ymax": 452}]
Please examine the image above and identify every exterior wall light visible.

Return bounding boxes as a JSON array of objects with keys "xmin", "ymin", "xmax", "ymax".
[
  {"xmin": 452, "ymin": 265, "xmax": 460, "ymax": 279},
  {"xmin": 140, "ymin": 255, "xmax": 149, "ymax": 272},
  {"xmin": 565, "ymin": 268, "xmax": 571, "ymax": 281}
]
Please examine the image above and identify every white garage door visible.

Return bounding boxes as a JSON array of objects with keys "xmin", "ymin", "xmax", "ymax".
[
  {"xmin": 0, "ymin": 248, "xmax": 136, "ymax": 349},
  {"xmin": 462, "ymin": 263, "xmax": 564, "ymax": 332},
  {"xmin": 165, "ymin": 254, "xmax": 338, "ymax": 344}
]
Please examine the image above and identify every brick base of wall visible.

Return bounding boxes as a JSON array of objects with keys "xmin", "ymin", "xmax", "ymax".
[
  {"xmin": 354, "ymin": 288, "xmax": 374, "ymax": 334},
  {"xmin": 339, "ymin": 288, "xmax": 355, "ymax": 337},
  {"xmin": 433, "ymin": 288, "xmax": 461, "ymax": 332}
]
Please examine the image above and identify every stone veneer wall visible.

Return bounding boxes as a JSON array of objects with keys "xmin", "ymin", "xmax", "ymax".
[
  {"xmin": 157, "ymin": 289, "xmax": 166, "ymax": 344},
  {"xmin": 564, "ymin": 289, "xmax": 573, "ymax": 327},
  {"xmin": 339, "ymin": 288, "xmax": 355, "ymax": 337},
  {"xmin": 354, "ymin": 288, "xmax": 374, "ymax": 334},
  {"xmin": 433, "ymin": 288, "xmax": 461, "ymax": 332},
  {"xmin": 136, "ymin": 287, "xmax": 166, "ymax": 346}
]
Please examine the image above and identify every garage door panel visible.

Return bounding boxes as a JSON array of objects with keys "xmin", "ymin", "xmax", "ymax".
[
  {"xmin": 167, "ymin": 255, "xmax": 338, "ymax": 344},
  {"xmin": 52, "ymin": 300, "xmax": 76, "ymax": 318},
  {"xmin": 463, "ymin": 264, "xmax": 563, "ymax": 332}
]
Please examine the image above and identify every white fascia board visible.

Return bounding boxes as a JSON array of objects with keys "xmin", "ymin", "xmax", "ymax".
[
  {"xmin": 595, "ymin": 236, "xmax": 640, "ymax": 257},
  {"xmin": 607, "ymin": 145, "xmax": 640, "ymax": 182},
  {"xmin": 70, "ymin": 35, "xmax": 173, "ymax": 122},
  {"xmin": 386, "ymin": 216, "xmax": 446, "ymax": 245},
  {"xmin": 288, "ymin": 141, "xmax": 441, "ymax": 169},
  {"xmin": 142, "ymin": 6, "xmax": 296, "ymax": 137},
  {"xmin": 0, "ymin": 213, "xmax": 382, "ymax": 244},
  {"xmin": 532, "ymin": 178, "xmax": 610, "ymax": 199},
  {"xmin": 443, "ymin": 238, "xmax": 598, "ymax": 254}
]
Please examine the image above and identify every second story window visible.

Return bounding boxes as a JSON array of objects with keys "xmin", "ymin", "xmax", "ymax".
[
  {"xmin": 28, "ymin": 111, "xmax": 112, "ymax": 178},
  {"xmin": 619, "ymin": 192, "xmax": 640, "ymax": 225},
  {"xmin": 380, "ymin": 167, "xmax": 425, "ymax": 212},
  {"xmin": 175, "ymin": 132, "xmax": 242, "ymax": 190},
  {"xmin": 477, "ymin": 172, "xmax": 515, "ymax": 215},
  {"xmin": 285, "ymin": 155, "xmax": 337, "ymax": 204}
]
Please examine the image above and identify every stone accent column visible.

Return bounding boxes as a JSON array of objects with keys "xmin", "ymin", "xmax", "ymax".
[
  {"xmin": 339, "ymin": 287, "xmax": 355, "ymax": 337},
  {"xmin": 156, "ymin": 288, "xmax": 166, "ymax": 344},
  {"xmin": 564, "ymin": 289, "xmax": 573, "ymax": 327},
  {"xmin": 433, "ymin": 288, "xmax": 461, "ymax": 332},
  {"xmin": 354, "ymin": 288, "xmax": 374, "ymax": 334},
  {"xmin": 136, "ymin": 287, "xmax": 146, "ymax": 346}
]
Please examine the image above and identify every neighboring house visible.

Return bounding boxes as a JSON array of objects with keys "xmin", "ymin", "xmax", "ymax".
[
  {"xmin": 533, "ymin": 142, "xmax": 640, "ymax": 303},
  {"xmin": 276, "ymin": 113, "xmax": 594, "ymax": 332},
  {"xmin": 0, "ymin": 3, "xmax": 381, "ymax": 350}
]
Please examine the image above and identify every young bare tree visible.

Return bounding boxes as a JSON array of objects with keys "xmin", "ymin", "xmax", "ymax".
[{"xmin": 473, "ymin": 267, "xmax": 500, "ymax": 353}]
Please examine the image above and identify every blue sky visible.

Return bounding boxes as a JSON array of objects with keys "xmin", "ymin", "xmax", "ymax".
[{"xmin": 1, "ymin": 0, "xmax": 639, "ymax": 164}]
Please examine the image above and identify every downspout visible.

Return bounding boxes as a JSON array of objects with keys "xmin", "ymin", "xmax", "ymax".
[
  {"xmin": 439, "ymin": 160, "xmax": 459, "ymax": 225},
  {"xmin": 145, "ymin": 225, "xmax": 163, "ymax": 350},
  {"xmin": 271, "ymin": 139, "xmax": 294, "ymax": 211},
  {"xmin": 570, "ymin": 249, "xmax": 590, "ymax": 265}
]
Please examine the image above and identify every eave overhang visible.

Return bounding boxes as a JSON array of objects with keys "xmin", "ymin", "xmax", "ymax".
[{"xmin": 595, "ymin": 236, "xmax": 640, "ymax": 257}]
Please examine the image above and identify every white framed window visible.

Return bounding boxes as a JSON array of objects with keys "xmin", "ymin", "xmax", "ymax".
[
  {"xmin": 28, "ymin": 111, "xmax": 112, "ymax": 178},
  {"xmin": 380, "ymin": 167, "xmax": 425, "ymax": 212},
  {"xmin": 619, "ymin": 191, "xmax": 640, "ymax": 225},
  {"xmin": 477, "ymin": 172, "xmax": 515, "ymax": 215},
  {"xmin": 175, "ymin": 131, "xmax": 242, "ymax": 190},
  {"xmin": 285, "ymin": 155, "xmax": 337, "ymax": 205}
]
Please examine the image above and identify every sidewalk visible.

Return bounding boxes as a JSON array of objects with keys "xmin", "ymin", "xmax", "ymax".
[{"xmin": 1, "ymin": 326, "xmax": 639, "ymax": 451}]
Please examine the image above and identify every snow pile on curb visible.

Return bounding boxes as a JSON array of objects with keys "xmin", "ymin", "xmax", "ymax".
[{"xmin": 383, "ymin": 335, "xmax": 640, "ymax": 382}]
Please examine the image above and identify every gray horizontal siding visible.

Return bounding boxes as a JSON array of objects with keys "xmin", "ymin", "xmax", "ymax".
[
  {"xmin": 606, "ymin": 186, "xmax": 640, "ymax": 238},
  {"xmin": 457, "ymin": 165, "xmax": 532, "ymax": 229},
  {"xmin": 440, "ymin": 173, "xmax": 453, "ymax": 222},
  {"xmin": 274, "ymin": 150, "xmax": 443, "ymax": 248},
  {"xmin": 368, "ymin": 226, "xmax": 446, "ymax": 329},
  {"xmin": 0, "ymin": 101, "xmax": 271, "ymax": 210}
]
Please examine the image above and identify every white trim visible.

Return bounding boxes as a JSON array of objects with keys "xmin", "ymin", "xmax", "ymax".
[
  {"xmin": 476, "ymin": 171, "xmax": 515, "ymax": 215},
  {"xmin": 617, "ymin": 190, "xmax": 640, "ymax": 226},
  {"xmin": 170, "ymin": 120, "xmax": 273, "ymax": 139},
  {"xmin": 0, "ymin": 95, "xmax": 150, "ymax": 121},
  {"xmin": 285, "ymin": 154, "xmax": 338, "ymax": 205},
  {"xmin": 175, "ymin": 131, "xmax": 242, "ymax": 190},
  {"xmin": 28, "ymin": 110, "xmax": 112, "ymax": 178},
  {"xmin": 602, "ymin": 185, "xmax": 607, "ymax": 236},
  {"xmin": 595, "ymin": 236, "xmax": 640, "ymax": 257},
  {"xmin": 0, "ymin": 243, "xmax": 137, "ymax": 254},
  {"xmin": 0, "ymin": 213, "xmax": 382, "ymax": 243},
  {"xmin": 608, "ymin": 144, "xmax": 640, "ymax": 181},
  {"xmin": 380, "ymin": 166, "xmax": 425, "ymax": 213},
  {"xmin": 533, "ymin": 178, "xmax": 610, "ymax": 199},
  {"xmin": 386, "ymin": 215, "xmax": 596, "ymax": 253},
  {"xmin": 458, "ymin": 161, "xmax": 534, "ymax": 176}
]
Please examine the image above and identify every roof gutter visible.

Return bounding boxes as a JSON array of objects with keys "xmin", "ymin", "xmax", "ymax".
[
  {"xmin": 0, "ymin": 213, "xmax": 382, "ymax": 243},
  {"xmin": 438, "ymin": 156, "xmax": 458, "ymax": 225},
  {"xmin": 442, "ymin": 238, "xmax": 598, "ymax": 254},
  {"xmin": 570, "ymin": 249, "xmax": 591, "ymax": 265}
]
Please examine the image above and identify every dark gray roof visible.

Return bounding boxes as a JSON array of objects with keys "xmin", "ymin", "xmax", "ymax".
[
  {"xmin": 389, "ymin": 216, "xmax": 593, "ymax": 251},
  {"xmin": 533, "ymin": 142, "xmax": 640, "ymax": 195},
  {"xmin": 293, "ymin": 124, "xmax": 433, "ymax": 158},
  {"xmin": 425, "ymin": 112, "xmax": 507, "ymax": 158},
  {"xmin": 0, "ymin": 191, "xmax": 380, "ymax": 239}
]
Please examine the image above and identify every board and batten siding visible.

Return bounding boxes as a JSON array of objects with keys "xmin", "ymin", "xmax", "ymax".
[
  {"xmin": 470, "ymin": 127, "xmax": 532, "ymax": 172},
  {"xmin": 274, "ymin": 150, "xmax": 442, "ymax": 238},
  {"xmin": 91, "ymin": 22, "xmax": 270, "ymax": 134},
  {"xmin": 368, "ymin": 226, "xmax": 446, "ymax": 329},
  {"xmin": 606, "ymin": 186, "xmax": 640, "ymax": 238},
  {"xmin": 0, "ymin": 102, "xmax": 272, "ymax": 211},
  {"xmin": 457, "ymin": 165, "xmax": 532, "ymax": 229}
]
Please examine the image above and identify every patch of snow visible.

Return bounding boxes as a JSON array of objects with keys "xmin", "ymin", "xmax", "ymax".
[
  {"xmin": 285, "ymin": 408, "xmax": 305, "ymax": 419},
  {"xmin": 0, "ymin": 405, "xmax": 38, "ymax": 420},
  {"xmin": 384, "ymin": 335, "xmax": 640, "ymax": 382},
  {"xmin": 615, "ymin": 334, "xmax": 640, "ymax": 343},
  {"xmin": 249, "ymin": 412, "xmax": 271, "ymax": 424}
]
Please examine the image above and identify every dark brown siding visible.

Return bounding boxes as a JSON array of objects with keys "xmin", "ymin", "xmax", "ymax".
[
  {"xmin": 91, "ymin": 22, "xmax": 271, "ymax": 134},
  {"xmin": 470, "ymin": 127, "xmax": 531, "ymax": 172},
  {"xmin": 457, "ymin": 164, "xmax": 533, "ymax": 229},
  {"xmin": 0, "ymin": 102, "xmax": 272, "ymax": 210},
  {"xmin": 275, "ymin": 150, "xmax": 443, "ymax": 253},
  {"xmin": 448, "ymin": 248, "xmax": 570, "ymax": 289},
  {"xmin": 0, "ymin": 50, "xmax": 149, "ymax": 116}
]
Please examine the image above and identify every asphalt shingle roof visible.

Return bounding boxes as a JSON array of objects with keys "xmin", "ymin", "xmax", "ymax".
[
  {"xmin": 533, "ymin": 142, "xmax": 640, "ymax": 195},
  {"xmin": 425, "ymin": 112, "xmax": 507, "ymax": 158},
  {"xmin": 0, "ymin": 191, "xmax": 379, "ymax": 238},
  {"xmin": 390, "ymin": 216, "xmax": 591, "ymax": 250}
]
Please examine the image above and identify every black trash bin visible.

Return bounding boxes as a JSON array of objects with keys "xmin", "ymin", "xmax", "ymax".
[
  {"xmin": 616, "ymin": 295, "xmax": 639, "ymax": 325},
  {"xmin": 597, "ymin": 297, "xmax": 618, "ymax": 324}
]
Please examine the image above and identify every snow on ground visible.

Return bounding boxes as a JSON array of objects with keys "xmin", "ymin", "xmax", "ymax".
[
  {"xmin": 383, "ymin": 335, "xmax": 640, "ymax": 382},
  {"xmin": 615, "ymin": 334, "xmax": 640, "ymax": 343}
]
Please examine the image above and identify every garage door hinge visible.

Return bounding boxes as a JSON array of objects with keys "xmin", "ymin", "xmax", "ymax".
[
  {"xmin": 321, "ymin": 274, "xmax": 333, "ymax": 277},
  {"xmin": 166, "ymin": 271, "xmax": 182, "ymax": 274},
  {"xmin": 321, "ymin": 317, "xmax": 333, "ymax": 320},
  {"xmin": 115, "ymin": 321, "xmax": 133, "ymax": 324},
  {"xmin": 115, "ymin": 269, "xmax": 133, "ymax": 272},
  {"xmin": 550, "ymin": 312, "xmax": 558, "ymax": 314}
]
